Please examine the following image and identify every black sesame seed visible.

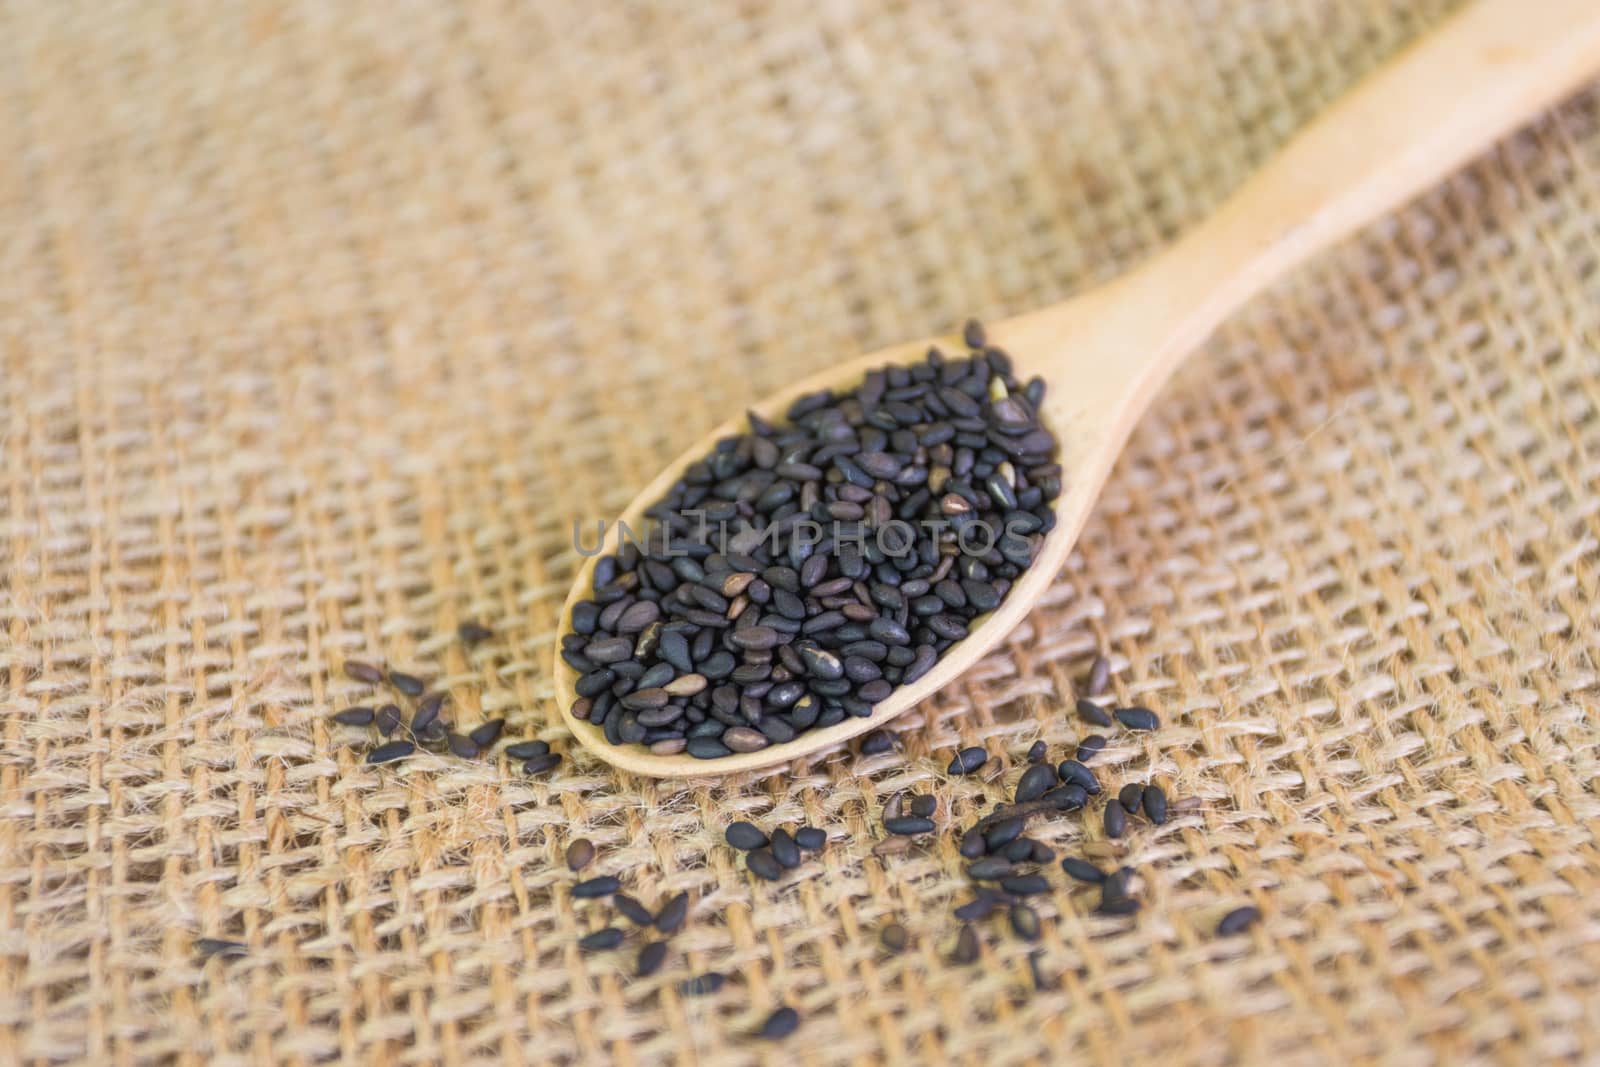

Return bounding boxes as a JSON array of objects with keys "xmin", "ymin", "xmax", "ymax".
[
  {"xmin": 331, "ymin": 706, "xmax": 375, "ymax": 726},
  {"xmin": 948, "ymin": 746, "xmax": 988, "ymax": 775},
  {"xmin": 367, "ymin": 740, "xmax": 415, "ymax": 764},
  {"xmin": 343, "ymin": 660, "xmax": 384, "ymax": 685},
  {"xmin": 1119, "ymin": 783, "xmax": 1145, "ymax": 813},
  {"xmin": 746, "ymin": 849, "xmax": 783, "ymax": 881},
  {"xmin": 962, "ymin": 319, "xmax": 987, "ymax": 349},
  {"xmin": 1009, "ymin": 903, "xmax": 1041, "ymax": 942},
  {"xmin": 522, "ymin": 753, "xmax": 562, "ymax": 775},
  {"xmin": 1114, "ymin": 706, "xmax": 1160, "ymax": 732},
  {"xmin": 613, "ymin": 894, "xmax": 654, "ymax": 926},
  {"xmin": 1217, "ymin": 905, "xmax": 1262, "ymax": 937},
  {"xmin": 195, "ymin": 937, "xmax": 249, "ymax": 960},
  {"xmin": 770, "ymin": 829, "xmax": 802, "ymax": 869},
  {"xmin": 504, "ymin": 739, "xmax": 549, "ymax": 760},
  {"xmin": 967, "ymin": 857, "xmax": 1013, "ymax": 881},
  {"xmin": 678, "ymin": 972, "xmax": 726, "ymax": 996},
  {"xmin": 1003, "ymin": 838, "xmax": 1035, "ymax": 863},
  {"xmin": 1014, "ymin": 763, "xmax": 1057, "ymax": 804},
  {"xmin": 1097, "ymin": 896, "xmax": 1141, "ymax": 916},
  {"xmin": 446, "ymin": 732, "xmax": 479, "ymax": 758},
  {"xmin": 375, "ymin": 704, "xmax": 403, "ymax": 735},
  {"xmin": 654, "ymin": 892, "xmax": 690, "ymax": 934},
  {"xmin": 953, "ymin": 896, "xmax": 1000, "ymax": 922},
  {"xmin": 1143, "ymin": 785, "xmax": 1168, "ymax": 825},
  {"xmin": 389, "ymin": 670, "xmax": 425, "ymax": 697},
  {"xmin": 958, "ymin": 828, "xmax": 986, "ymax": 859},
  {"xmin": 469, "ymin": 719, "xmax": 506, "ymax": 747},
  {"xmin": 909, "ymin": 795, "xmax": 937, "ymax": 818},
  {"xmin": 1030, "ymin": 841, "xmax": 1055, "ymax": 864},
  {"xmin": 579, "ymin": 927, "xmax": 624, "ymax": 952},
  {"xmin": 757, "ymin": 1006, "xmax": 800, "ymax": 1041},
  {"xmin": 1000, "ymin": 874, "xmax": 1050, "ymax": 896},
  {"xmin": 884, "ymin": 816, "xmax": 936, "ymax": 836},
  {"xmin": 411, "ymin": 692, "xmax": 445, "ymax": 734},
  {"xmin": 984, "ymin": 817, "xmax": 1024, "ymax": 852},
  {"xmin": 1061, "ymin": 857, "xmax": 1106, "ymax": 884},
  {"xmin": 566, "ymin": 839, "xmax": 596, "ymax": 872},
  {"xmin": 1075, "ymin": 734, "xmax": 1107, "ymax": 762},
  {"xmin": 1026, "ymin": 740, "xmax": 1048, "ymax": 762},
  {"xmin": 1076, "ymin": 697, "xmax": 1113, "ymax": 727},
  {"xmin": 637, "ymin": 940, "xmax": 669, "ymax": 977},
  {"xmin": 1056, "ymin": 759, "xmax": 1100, "ymax": 794},
  {"xmin": 725, "ymin": 821, "xmax": 769, "ymax": 851},
  {"xmin": 1103, "ymin": 799, "xmax": 1127, "ymax": 839},
  {"xmin": 951, "ymin": 924, "xmax": 980, "ymax": 964},
  {"xmin": 794, "ymin": 827, "xmax": 826, "ymax": 851},
  {"xmin": 572, "ymin": 876, "xmax": 620, "ymax": 899},
  {"xmin": 458, "ymin": 621, "xmax": 494, "ymax": 646}
]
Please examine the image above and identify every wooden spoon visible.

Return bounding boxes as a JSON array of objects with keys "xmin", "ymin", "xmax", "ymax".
[{"xmin": 553, "ymin": 0, "xmax": 1600, "ymax": 778}]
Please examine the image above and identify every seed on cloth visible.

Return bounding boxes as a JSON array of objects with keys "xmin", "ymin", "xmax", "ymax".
[
  {"xmin": 367, "ymin": 740, "xmax": 415, "ymax": 764},
  {"xmin": 1217, "ymin": 905, "xmax": 1261, "ymax": 936}
]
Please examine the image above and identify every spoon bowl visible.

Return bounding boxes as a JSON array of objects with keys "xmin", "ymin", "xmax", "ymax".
[{"xmin": 554, "ymin": 0, "xmax": 1600, "ymax": 778}]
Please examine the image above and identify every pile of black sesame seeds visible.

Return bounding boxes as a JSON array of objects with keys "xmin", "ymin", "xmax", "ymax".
[
  {"xmin": 323, "ymin": 622, "xmax": 564, "ymax": 777},
  {"xmin": 561, "ymin": 320, "xmax": 1062, "ymax": 758}
]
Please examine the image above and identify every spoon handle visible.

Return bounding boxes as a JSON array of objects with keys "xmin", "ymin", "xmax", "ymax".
[{"xmin": 1026, "ymin": 0, "xmax": 1600, "ymax": 397}]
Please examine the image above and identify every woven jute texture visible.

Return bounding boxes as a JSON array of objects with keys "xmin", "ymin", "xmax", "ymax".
[{"xmin": 4, "ymin": 1, "xmax": 1600, "ymax": 1063}]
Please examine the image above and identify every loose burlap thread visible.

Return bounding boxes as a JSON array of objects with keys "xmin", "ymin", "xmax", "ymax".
[{"xmin": 4, "ymin": 1, "xmax": 1600, "ymax": 1063}]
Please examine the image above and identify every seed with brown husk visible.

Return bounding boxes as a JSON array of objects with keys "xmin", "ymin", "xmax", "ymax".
[
  {"xmin": 566, "ymin": 839, "xmax": 596, "ymax": 872},
  {"xmin": 951, "ymin": 924, "xmax": 980, "ymax": 964},
  {"xmin": 343, "ymin": 660, "xmax": 384, "ymax": 685},
  {"xmin": 880, "ymin": 923, "xmax": 910, "ymax": 954},
  {"xmin": 1009, "ymin": 903, "xmax": 1041, "ymax": 942},
  {"xmin": 948, "ymin": 746, "xmax": 988, "ymax": 775}
]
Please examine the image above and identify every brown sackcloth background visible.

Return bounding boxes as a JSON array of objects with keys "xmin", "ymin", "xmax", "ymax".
[{"xmin": 4, "ymin": 0, "xmax": 1600, "ymax": 1063}]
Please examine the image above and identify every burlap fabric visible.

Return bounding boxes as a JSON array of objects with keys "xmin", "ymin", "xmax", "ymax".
[{"xmin": 4, "ymin": 0, "xmax": 1600, "ymax": 1063}]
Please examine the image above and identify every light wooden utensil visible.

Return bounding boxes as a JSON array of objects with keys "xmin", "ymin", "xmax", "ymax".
[{"xmin": 553, "ymin": 0, "xmax": 1600, "ymax": 778}]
